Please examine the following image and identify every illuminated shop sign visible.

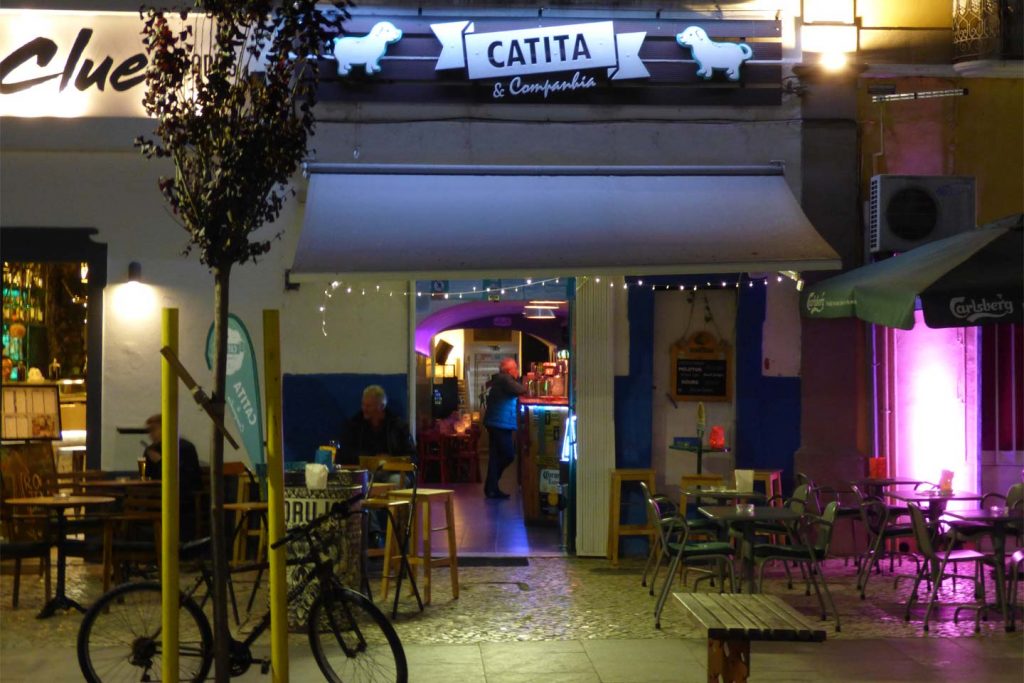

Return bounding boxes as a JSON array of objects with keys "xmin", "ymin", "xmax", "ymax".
[
  {"xmin": 431, "ymin": 20, "xmax": 649, "ymax": 97},
  {"xmin": 0, "ymin": 11, "xmax": 154, "ymax": 117},
  {"xmin": 325, "ymin": 14, "xmax": 783, "ymax": 106}
]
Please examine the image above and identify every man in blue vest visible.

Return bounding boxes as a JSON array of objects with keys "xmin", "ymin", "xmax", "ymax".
[{"xmin": 483, "ymin": 357, "xmax": 528, "ymax": 499}]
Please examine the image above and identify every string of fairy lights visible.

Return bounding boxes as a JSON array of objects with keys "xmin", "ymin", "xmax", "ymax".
[{"xmin": 318, "ymin": 271, "xmax": 804, "ymax": 336}]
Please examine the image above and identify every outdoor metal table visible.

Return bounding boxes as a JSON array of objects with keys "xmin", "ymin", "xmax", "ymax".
[
  {"xmin": 852, "ymin": 477, "xmax": 929, "ymax": 497},
  {"xmin": 944, "ymin": 508, "xmax": 1024, "ymax": 632},
  {"xmin": 887, "ymin": 489, "xmax": 984, "ymax": 522},
  {"xmin": 4, "ymin": 494, "xmax": 116, "ymax": 618},
  {"xmin": 683, "ymin": 488, "xmax": 765, "ymax": 504},
  {"xmin": 699, "ymin": 505, "xmax": 803, "ymax": 594}
]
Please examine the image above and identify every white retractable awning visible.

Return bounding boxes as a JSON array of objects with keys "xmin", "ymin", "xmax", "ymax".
[{"xmin": 291, "ymin": 164, "xmax": 840, "ymax": 280}]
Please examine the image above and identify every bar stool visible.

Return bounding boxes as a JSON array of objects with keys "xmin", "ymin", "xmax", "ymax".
[
  {"xmin": 388, "ymin": 487, "xmax": 458, "ymax": 605},
  {"xmin": 364, "ymin": 496, "xmax": 423, "ymax": 618},
  {"xmin": 607, "ymin": 468, "xmax": 657, "ymax": 566},
  {"xmin": 753, "ymin": 469, "xmax": 784, "ymax": 507}
]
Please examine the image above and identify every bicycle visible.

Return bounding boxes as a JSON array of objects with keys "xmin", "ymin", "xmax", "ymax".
[{"xmin": 76, "ymin": 494, "xmax": 408, "ymax": 682}]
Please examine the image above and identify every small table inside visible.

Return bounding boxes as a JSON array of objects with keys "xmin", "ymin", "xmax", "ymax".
[
  {"xmin": 5, "ymin": 494, "xmax": 116, "ymax": 618},
  {"xmin": 674, "ymin": 591, "xmax": 826, "ymax": 683},
  {"xmin": 699, "ymin": 505, "xmax": 803, "ymax": 594},
  {"xmin": 943, "ymin": 508, "xmax": 1024, "ymax": 632}
]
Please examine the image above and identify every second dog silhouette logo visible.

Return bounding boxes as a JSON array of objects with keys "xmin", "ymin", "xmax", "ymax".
[{"xmin": 676, "ymin": 26, "xmax": 752, "ymax": 81}]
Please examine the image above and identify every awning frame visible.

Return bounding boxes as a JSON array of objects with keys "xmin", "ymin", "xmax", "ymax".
[{"xmin": 292, "ymin": 162, "xmax": 842, "ymax": 281}]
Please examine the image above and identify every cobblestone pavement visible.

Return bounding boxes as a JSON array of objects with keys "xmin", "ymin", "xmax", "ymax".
[{"xmin": 2, "ymin": 553, "xmax": 1022, "ymax": 680}]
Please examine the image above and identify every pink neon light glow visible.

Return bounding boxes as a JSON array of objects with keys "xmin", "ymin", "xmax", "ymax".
[{"xmin": 893, "ymin": 310, "xmax": 978, "ymax": 502}]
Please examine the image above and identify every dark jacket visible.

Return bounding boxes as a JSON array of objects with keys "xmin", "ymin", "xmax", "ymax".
[
  {"xmin": 142, "ymin": 438, "xmax": 203, "ymax": 498},
  {"xmin": 484, "ymin": 372, "xmax": 528, "ymax": 430},
  {"xmin": 339, "ymin": 408, "xmax": 415, "ymax": 465}
]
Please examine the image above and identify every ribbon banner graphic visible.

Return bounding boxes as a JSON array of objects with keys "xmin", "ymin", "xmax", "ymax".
[
  {"xmin": 206, "ymin": 314, "xmax": 264, "ymax": 467},
  {"xmin": 432, "ymin": 20, "xmax": 649, "ymax": 81}
]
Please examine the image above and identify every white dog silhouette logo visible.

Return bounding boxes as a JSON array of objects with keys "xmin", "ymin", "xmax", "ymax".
[
  {"xmin": 676, "ymin": 26, "xmax": 752, "ymax": 81},
  {"xmin": 332, "ymin": 21, "xmax": 403, "ymax": 76}
]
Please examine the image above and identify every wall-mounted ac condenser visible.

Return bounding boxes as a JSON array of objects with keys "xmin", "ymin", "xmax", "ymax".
[{"xmin": 868, "ymin": 175, "xmax": 976, "ymax": 254}]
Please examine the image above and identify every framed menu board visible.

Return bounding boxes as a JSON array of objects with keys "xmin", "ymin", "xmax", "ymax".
[
  {"xmin": 2, "ymin": 383, "xmax": 62, "ymax": 440},
  {"xmin": 671, "ymin": 331, "xmax": 732, "ymax": 402}
]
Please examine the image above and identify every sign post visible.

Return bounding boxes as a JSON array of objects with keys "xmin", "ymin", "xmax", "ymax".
[
  {"xmin": 160, "ymin": 308, "xmax": 180, "ymax": 683},
  {"xmin": 263, "ymin": 310, "xmax": 288, "ymax": 682}
]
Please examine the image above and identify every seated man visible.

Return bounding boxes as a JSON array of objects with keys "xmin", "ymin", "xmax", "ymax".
[
  {"xmin": 340, "ymin": 386, "xmax": 415, "ymax": 546},
  {"xmin": 338, "ymin": 385, "xmax": 415, "ymax": 471},
  {"xmin": 142, "ymin": 413, "xmax": 204, "ymax": 541}
]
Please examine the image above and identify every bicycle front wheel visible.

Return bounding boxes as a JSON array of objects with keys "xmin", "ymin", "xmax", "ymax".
[
  {"xmin": 308, "ymin": 587, "xmax": 408, "ymax": 683},
  {"xmin": 77, "ymin": 581, "xmax": 214, "ymax": 683}
]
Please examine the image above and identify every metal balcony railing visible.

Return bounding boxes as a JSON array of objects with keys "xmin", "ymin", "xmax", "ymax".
[{"xmin": 953, "ymin": 0, "xmax": 1023, "ymax": 62}]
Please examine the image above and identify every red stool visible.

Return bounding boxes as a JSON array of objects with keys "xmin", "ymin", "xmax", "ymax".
[
  {"xmin": 417, "ymin": 430, "xmax": 448, "ymax": 484},
  {"xmin": 450, "ymin": 425, "xmax": 481, "ymax": 483}
]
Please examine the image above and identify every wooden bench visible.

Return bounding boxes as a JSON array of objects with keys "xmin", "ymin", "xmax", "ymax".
[{"xmin": 674, "ymin": 592, "xmax": 826, "ymax": 683}]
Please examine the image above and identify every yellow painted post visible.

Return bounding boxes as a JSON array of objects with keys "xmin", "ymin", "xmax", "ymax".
[
  {"xmin": 161, "ymin": 308, "xmax": 180, "ymax": 682},
  {"xmin": 263, "ymin": 309, "xmax": 288, "ymax": 682}
]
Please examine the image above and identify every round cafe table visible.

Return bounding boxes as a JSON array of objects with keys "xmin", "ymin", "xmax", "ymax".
[{"xmin": 5, "ymin": 495, "xmax": 116, "ymax": 618}]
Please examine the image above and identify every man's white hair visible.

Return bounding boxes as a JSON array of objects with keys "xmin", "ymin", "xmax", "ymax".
[{"xmin": 362, "ymin": 384, "xmax": 388, "ymax": 406}]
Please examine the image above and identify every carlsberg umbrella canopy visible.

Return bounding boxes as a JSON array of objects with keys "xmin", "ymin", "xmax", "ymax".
[{"xmin": 801, "ymin": 215, "xmax": 1023, "ymax": 330}]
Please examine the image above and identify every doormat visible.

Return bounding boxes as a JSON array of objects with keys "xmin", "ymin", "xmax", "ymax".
[{"xmin": 458, "ymin": 557, "xmax": 530, "ymax": 567}]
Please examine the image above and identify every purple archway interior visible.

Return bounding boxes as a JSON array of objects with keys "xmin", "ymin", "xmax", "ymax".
[{"xmin": 415, "ymin": 301, "xmax": 567, "ymax": 355}]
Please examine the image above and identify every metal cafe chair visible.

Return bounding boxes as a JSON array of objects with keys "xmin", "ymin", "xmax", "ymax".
[
  {"xmin": 1008, "ymin": 548, "xmax": 1024, "ymax": 631},
  {"xmin": 903, "ymin": 502, "xmax": 991, "ymax": 632},
  {"xmin": 753, "ymin": 501, "xmax": 842, "ymax": 631},
  {"xmin": 639, "ymin": 481, "xmax": 680, "ymax": 590},
  {"xmin": 855, "ymin": 492, "xmax": 919, "ymax": 599},
  {"xmin": 652, "ymin": 496, "xmax": 735, "ymax": 629}
]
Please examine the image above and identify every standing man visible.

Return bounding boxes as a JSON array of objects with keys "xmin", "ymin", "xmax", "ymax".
[
  {"xmin": 142, "ymin": 413, "xmax": 204, "ymax": 541},
  {"xmin": 483, "ymin": 357, "xmax": 528, "ymax": 499}
]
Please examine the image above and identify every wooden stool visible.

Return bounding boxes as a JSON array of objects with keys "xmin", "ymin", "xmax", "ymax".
[
  {"xmin": 388, "ymin": 488, "xmax": 458, "ymax": 605},
  {"xmin": 607, "ymin": 469, "xmax": 657, "ymax": 567},
  {"xmin": 753, "ymin": 469, "xmax": 784, "ymax": 506},
  {"xmin": 366, "ymin": 493, "xmax": 421, "ymax": 610},
  {"xmin": 225, "ymin": 501, "xmax": 268, "ymax": 565}
]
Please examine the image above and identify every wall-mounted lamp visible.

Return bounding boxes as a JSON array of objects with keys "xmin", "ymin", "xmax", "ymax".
[
  {"xmin": 800, "ymin": 0, "xmax": 859, "ymax": 73},
  {"xmin": 114, "ymin": 260, "xmax": 156, "ymax": 320}
]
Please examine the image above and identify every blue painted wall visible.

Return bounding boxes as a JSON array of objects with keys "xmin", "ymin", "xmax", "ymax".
[
  {"xmin": 614, "ymin": 286, "xmax": 655, "ymax": 555},
  {"xmin": 282, "ymin": 373, "xmax": 408, "ymax": 462},
  {"xmin": 615, "ymin": 286, "xmax": 655, "ymax": 469}
]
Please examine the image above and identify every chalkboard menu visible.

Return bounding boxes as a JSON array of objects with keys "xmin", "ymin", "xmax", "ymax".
[
  {"xmin": 671, "ymin": 331, "xmax": 731, "ymax": 402},
  {"xmin": 676, "ymin": 358, "xmax": 728, "ymax": 397}
]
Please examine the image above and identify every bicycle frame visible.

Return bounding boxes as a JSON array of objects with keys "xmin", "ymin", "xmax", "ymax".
[{"xmin": 183, "ymin": 505, "xmax": 369, "ymax": 657}]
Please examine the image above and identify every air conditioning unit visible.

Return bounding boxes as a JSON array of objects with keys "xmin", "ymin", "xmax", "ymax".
[{"xmin": 868, "ymin": 175, "xmax": 976, "ymax": 254}]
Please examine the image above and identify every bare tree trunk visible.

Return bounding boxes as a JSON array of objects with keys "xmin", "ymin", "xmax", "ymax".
[{"xmin": 210, "ymin": 265, "xmax": 232, "ymax": 682}]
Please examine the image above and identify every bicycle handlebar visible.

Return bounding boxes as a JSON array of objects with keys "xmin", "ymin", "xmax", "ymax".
[{"xmin": 270, "ymin": 492, "xmax": 365, "ymax": 550}]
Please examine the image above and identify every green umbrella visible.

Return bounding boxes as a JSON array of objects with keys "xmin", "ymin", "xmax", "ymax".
[{"xmin": 801, "ymin": 215, "xmax": 1023, "ymax": 330}]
